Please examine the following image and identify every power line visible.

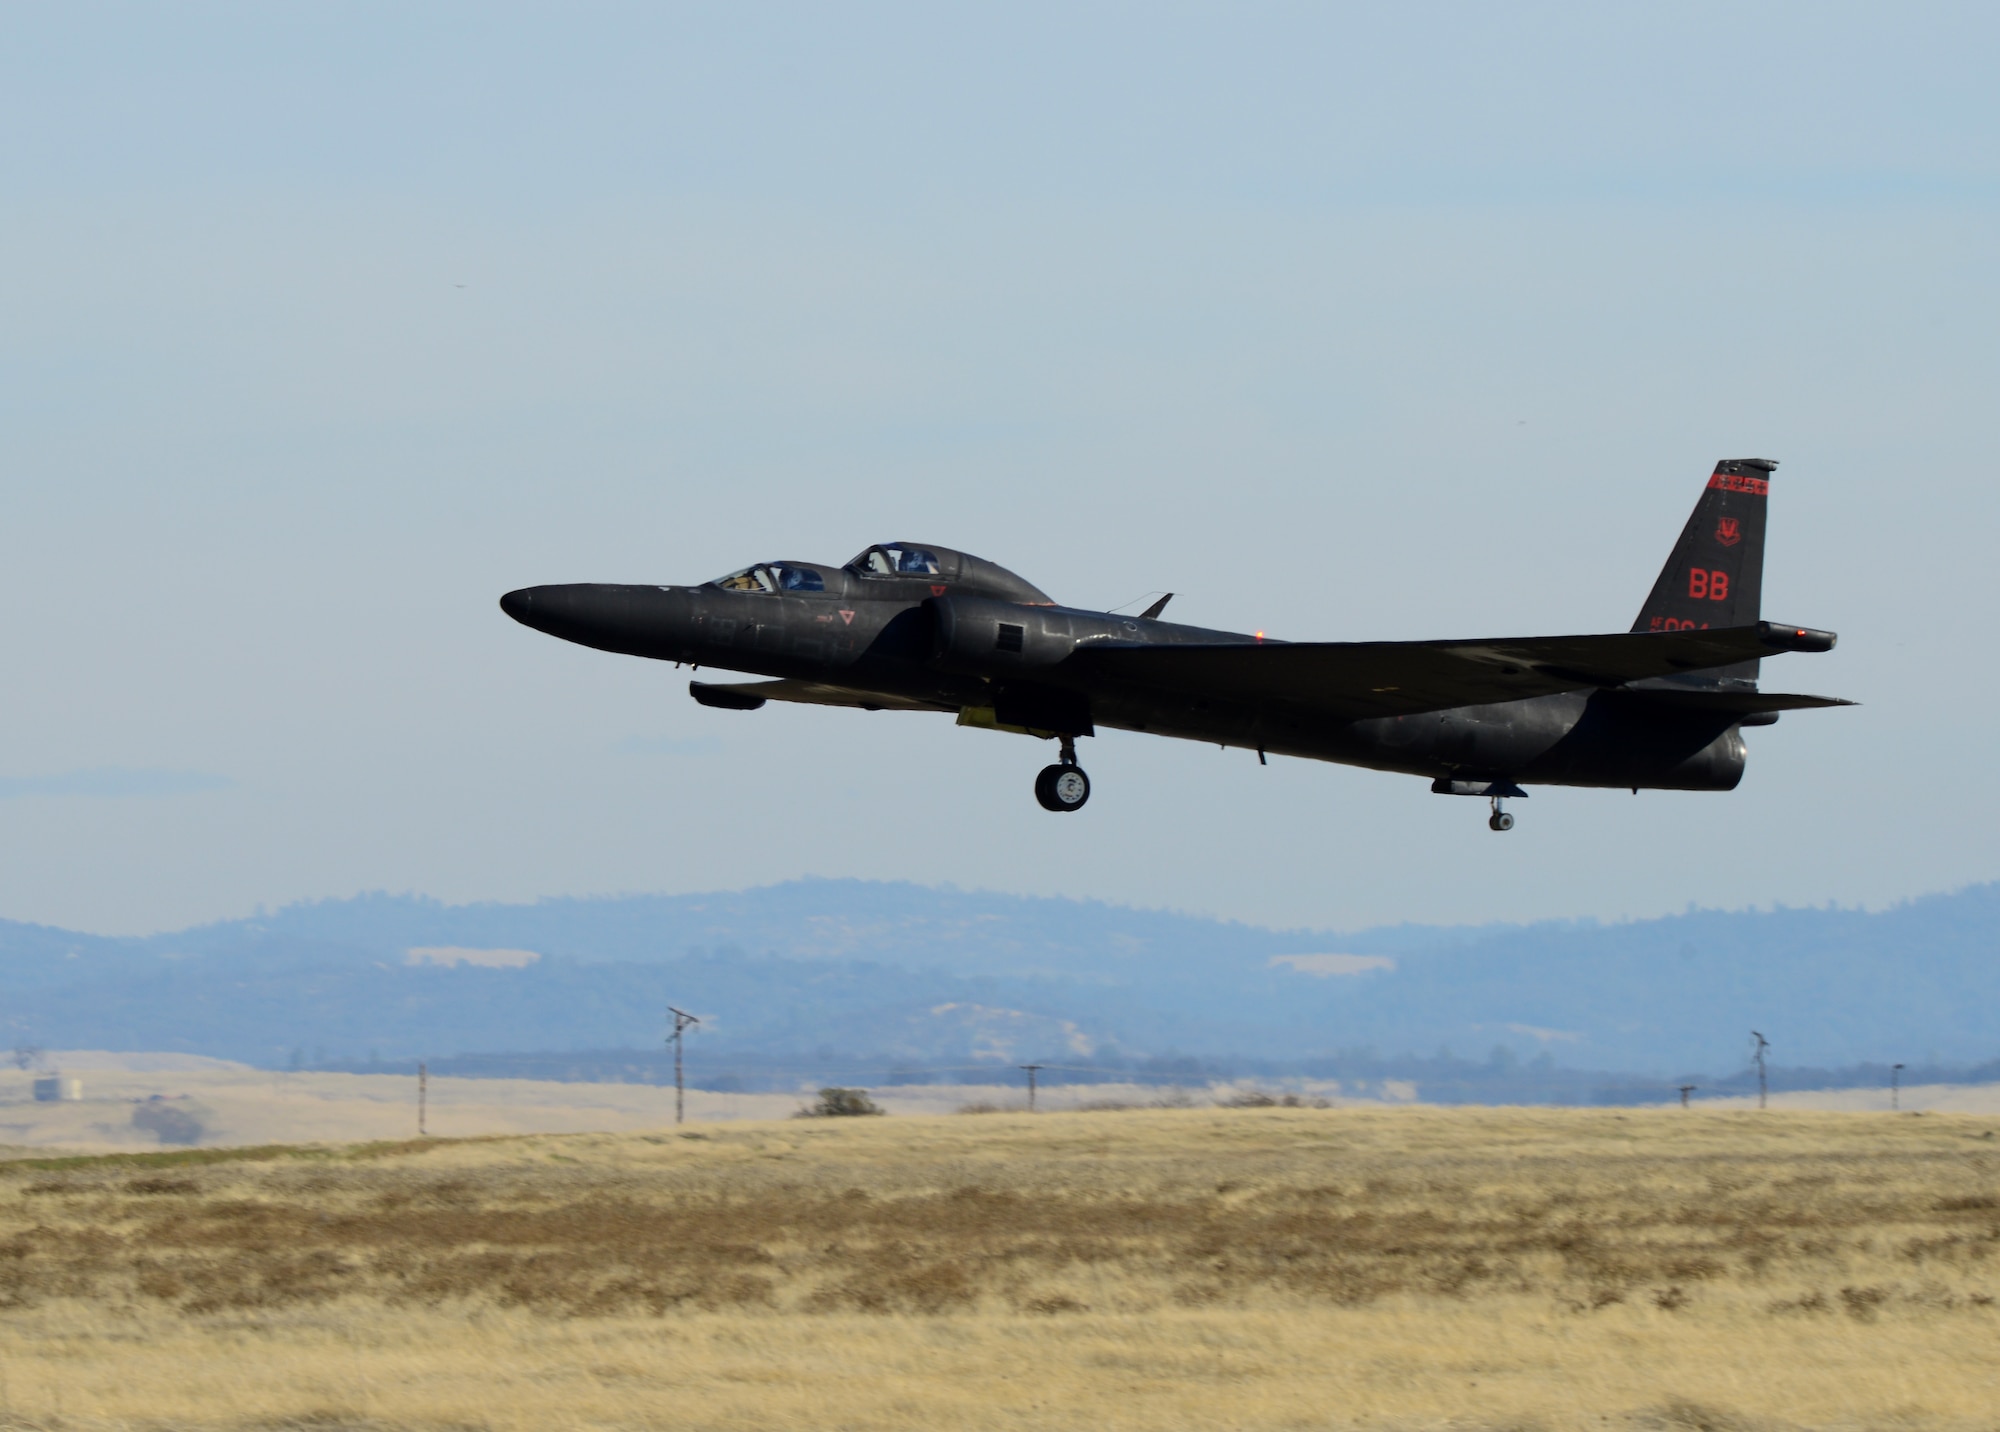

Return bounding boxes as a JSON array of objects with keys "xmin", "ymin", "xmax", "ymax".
[{"xmin": 668, "ymin": 1006, "xmax": 701, "ymax": 1125}]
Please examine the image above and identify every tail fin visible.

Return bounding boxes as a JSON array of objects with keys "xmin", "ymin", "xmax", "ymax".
[{"xmin": 1632, "ymin": 458, "xmax": 1775, "ymax": 679}]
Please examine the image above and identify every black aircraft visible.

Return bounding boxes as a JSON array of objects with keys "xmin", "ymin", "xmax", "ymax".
[{"xmin": 501, "ymin": 459, "xmax": 1848, "ymax": 830}]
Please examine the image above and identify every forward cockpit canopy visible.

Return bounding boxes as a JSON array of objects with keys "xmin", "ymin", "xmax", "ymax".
[{"xmin": 711, "ymin": 562, "xmax": 827, "ymax": 594}]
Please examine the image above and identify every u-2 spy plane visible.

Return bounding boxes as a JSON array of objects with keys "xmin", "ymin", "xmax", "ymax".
[{"xmin": 501, "ymin": 460, "xmax": 1848, "ymax": 830}]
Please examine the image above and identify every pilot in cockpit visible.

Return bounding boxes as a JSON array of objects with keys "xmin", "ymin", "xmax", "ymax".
[
  {"xmin": 715, "ymin": 563, "xmax": 826, "ymax": 593},
  {"xmin": 857, "ymin": 544, "xmax": 941, "ymax": 576},
  {"xmin": 715, "ymin": 567, "xmax": 774, "ymax": 593}
]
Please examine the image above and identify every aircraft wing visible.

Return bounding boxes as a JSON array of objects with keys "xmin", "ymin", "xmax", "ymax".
[
  {"xmin": 1060, "ymin": 622, "xmax": 1842, "ymax": 721},
  {"xmin": 690, "ymin": 679, "xmax": 954, "ymax": 713}
]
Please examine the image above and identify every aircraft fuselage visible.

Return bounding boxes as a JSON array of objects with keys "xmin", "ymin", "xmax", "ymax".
[{"xmin": 501, "ymin": 574, "xmax": 1745, "ymax": 794}]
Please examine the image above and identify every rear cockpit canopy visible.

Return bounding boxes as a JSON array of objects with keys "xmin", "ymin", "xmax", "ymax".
[
  {"xmin": 851, "ymin": 543, "xmax": 942, "ymax": 576},
  {"xmin": 711, "ymin": 562, "xmax": 828, "ymax": 594},
  {"xmin": 846, "ymin": 542, "xmax": 1054, "ymax": 604}
]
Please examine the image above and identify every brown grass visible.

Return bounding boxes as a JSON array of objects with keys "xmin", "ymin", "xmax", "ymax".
[{"xmin": 3, "ymin": 1105, "xmax": 1999, "ymax": 1429}]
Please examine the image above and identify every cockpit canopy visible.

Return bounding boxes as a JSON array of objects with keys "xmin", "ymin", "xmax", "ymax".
[
  {"xmin": 850, "ymin": 543, "xmax": 941, "ymax": 576},
  {"xmin": 709, "ymin": 543, "xmax": 1053, "ymax": 604},
  {"xmin": 711, "ymin": 562, "xmax": 827, "ymax": 594},
  {"xmin": 845, "ymin": 541, "xmax": 1055, "ymax": 604}
]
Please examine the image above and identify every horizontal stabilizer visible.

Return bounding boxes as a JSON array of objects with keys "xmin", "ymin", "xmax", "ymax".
[
  {"xmin": 1613, "ymin": 688, "xmax": 1855, "ymax": 715},
  {"xmin": 1061, "ymin": 622, "xmax": 1844, "ymax": 721},
  {"xmin": 690, "ymin": 679, "xmax": 951, "ymax": 714}
]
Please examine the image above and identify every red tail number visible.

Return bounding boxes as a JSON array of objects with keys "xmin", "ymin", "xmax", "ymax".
[{"xmin": 1687, "ymin": 568, "xmax": 1730, "ymax": 601}]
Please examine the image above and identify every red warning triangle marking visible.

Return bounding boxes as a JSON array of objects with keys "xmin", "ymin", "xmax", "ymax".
[{"xmin": 838, "ymin": 610, "xmax": 855, "ymax": 624}]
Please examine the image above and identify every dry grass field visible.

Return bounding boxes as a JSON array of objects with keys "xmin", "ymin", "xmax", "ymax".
[
  {"xmin": 0, "ymin": 1056, "xmax": 806, "ymax": 1151},
  {"xmin": 3, "ymin": 1105, "xmax": 1999, "ymax": 1431},
  {"xmin": 0, "ymin": 1055, "xmax": 1391, "ymax": 1151}
]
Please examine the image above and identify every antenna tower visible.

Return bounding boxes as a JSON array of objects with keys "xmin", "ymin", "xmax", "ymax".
[{"xmin": 1019, "ymin": 1064, "xmax": 1045, "ymax": 1113}]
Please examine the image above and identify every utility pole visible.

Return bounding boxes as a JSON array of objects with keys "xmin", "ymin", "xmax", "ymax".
[
  {"xmin": 418, "ymin": 1062, "xmax": 428, "ymax": 1138},
  {"xmin": 1752, "ymin": 1032, "xmax": 1770, "ymax": 1110},
  {"xmin": 1679, "ymin": 1084, "xmax": 1696, "ymax": 1109},
  {"xmin": 668, "ymin": 1006, "xmax": 700, "ymax": 1125},
  {"xmin": 1892, "ymin": 1062, "xmax": 1905, "ymax": 1111},
  {"xmin": 1019, "ymin": 1064, "xmax": 1044, "ymax": 1113}
]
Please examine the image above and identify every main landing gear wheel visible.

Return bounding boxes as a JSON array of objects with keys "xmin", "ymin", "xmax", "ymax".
[
  {"xmin": 1488, "ymin": 796, "xmax": 1515, "ymax": 833},
  {"xmin": 1036, "ymin": 764, "xmax": 1091, "ymax": 813}
]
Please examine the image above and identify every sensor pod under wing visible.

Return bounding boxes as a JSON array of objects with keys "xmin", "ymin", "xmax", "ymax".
[{"xmin": 500, "ymin": 460, "xmax": 1850, "ymax": 830}]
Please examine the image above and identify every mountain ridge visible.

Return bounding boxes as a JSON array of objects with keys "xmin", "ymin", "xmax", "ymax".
[{"xmin": 2, "ymin": 879, "xmax": 1994, "ymax": 1079}]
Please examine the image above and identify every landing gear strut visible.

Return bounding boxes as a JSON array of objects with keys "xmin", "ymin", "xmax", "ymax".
[
  {"xmin": 1035, "ymin": 734, "xmax": 1091, "ymax": 813},
  {"xmin": 1488, "ymin": 797, "xmax": 1515, "ymax": 833}
]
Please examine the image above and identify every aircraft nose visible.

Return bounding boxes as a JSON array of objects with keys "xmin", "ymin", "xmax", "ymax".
[
  {"xmin": 500, "ymin": 584, "xmax": 577, "ymax": 637},
  {"xmin": 498, "ymin": 582, "xmax": 691, "ymax": 659},
  {"xmin": 499, "ymin": 587, "xmax": 536, "ymax": 624}
]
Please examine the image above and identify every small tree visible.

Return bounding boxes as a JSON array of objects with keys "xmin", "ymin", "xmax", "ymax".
[{"xmin": 796, "ymin": 1087, "xmax": 885, "ymax": 1118}]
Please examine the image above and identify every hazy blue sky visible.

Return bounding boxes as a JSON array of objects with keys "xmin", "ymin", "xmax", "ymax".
[{"xmin": 4, "ymin": 3, "xmax": 1996, "ymax": 934}]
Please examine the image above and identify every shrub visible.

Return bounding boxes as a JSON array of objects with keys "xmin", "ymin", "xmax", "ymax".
[
  {"xmin": 131, "ymin": 1100, "xmax": 206, "ymax": 1146},
  {"xmin": 795, "ymin": 1088, "xmax": 885, "ymax": 1118},
  {"xmin": 1220, "ymin": 1090, "xmax": 1331, "ymax": 1109}
]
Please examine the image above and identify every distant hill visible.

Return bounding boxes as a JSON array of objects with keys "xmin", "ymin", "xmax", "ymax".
[{"xmin": 1, "ymin": 880, "xmax": 1996, "ymax": 1090}]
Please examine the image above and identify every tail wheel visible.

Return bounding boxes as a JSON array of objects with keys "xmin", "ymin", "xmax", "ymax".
[{"xmin": 1035, "ymin": 764, "xmax": 1090, "ymax": 813}]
